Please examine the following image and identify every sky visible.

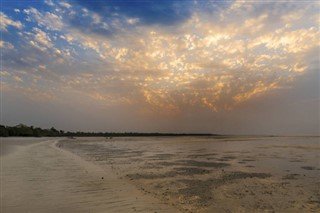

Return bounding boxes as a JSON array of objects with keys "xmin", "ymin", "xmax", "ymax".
[{"xmin": 0, "ymin": 0, "xmax": 319, "ymax": 135}]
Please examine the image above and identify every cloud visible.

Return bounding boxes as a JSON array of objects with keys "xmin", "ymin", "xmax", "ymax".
[
  {"xmin": 13, "ymin": 76, "xmax": 23, "ymax": 82},
  {"xmin": 0, "ymin": 12, "xmax": 23, "ymax": 31},
  {"xmin": 66, "ymin": 13, "xmax": 113, "ymax": 37},
  {"xmin": 32, "ymin": 27, "xmax": 53, "ymax": 48},
  {"xmin": 1, "ymin": 0, "xmax": 319, "ymax": 134},
  {"xmin": 24, "ymin": 7, "xmax": 63, "ymax": 31},
  {"xmin": 0, "ymin": 71, "xmax": 10, "ymax": 76},
  {"xmin": 59, "ymin": 2, "xmax": 72, "ymax": 9},
  {"xmin": 44, "ymin": 0, "xmax": 54, "ymax": 6},
  {"xmin": 0, "ymin": 40, "xmax": 14, "ymax": 49},
  {"xmin": 74, "ymin": 0, "xmax": 193, "ymax": 26}
]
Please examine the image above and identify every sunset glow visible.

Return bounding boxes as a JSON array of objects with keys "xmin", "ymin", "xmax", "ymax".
[{"xmin": 1, "ymin": 0, "xmax": 319, "ymax": 134}]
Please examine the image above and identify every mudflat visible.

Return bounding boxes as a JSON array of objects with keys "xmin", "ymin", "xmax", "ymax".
[
  {"xmin": 58, "ymin": 136, "xmax": 320, "ymax": 213},
  {"xmin": 0, "ymin": 138, "xmax": 176, "ymax": 213},
  {"xmin": 1, "ymin": 136, "xmax": 319, "ymax": 212}
]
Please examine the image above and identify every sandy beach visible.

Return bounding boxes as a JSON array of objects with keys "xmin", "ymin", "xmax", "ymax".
[
  {"xmin": 0, "ymin": 138, "xmax": 176, "ymax": 213},
  {"xmin": 2, "ymin": 0, "xmax": 319, "ymax": 212},
  {"xmin": 1, "ymin": 136, "xmax": 319, "ymax": 212}
]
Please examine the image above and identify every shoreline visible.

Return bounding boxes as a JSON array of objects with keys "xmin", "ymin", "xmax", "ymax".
[
  {"xmin": 1, "ymin": 138, "xmax": 179, "ymax": 213},
  {"xmin": 58, "ymin": 137, "xmax": 320, "ymax": 212},
  {"xmin": 1, "ymin": 137, "xmax": 319, "ymax": 212}
]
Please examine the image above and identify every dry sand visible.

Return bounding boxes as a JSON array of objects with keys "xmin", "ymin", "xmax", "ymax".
[{"xmin": 1, "ymin": 136, "xmax": 319, "ymax": 213}]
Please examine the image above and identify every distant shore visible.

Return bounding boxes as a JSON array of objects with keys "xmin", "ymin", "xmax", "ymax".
[
  {"xmin": 2, "ymin": 124, "xmax": 319, "ymax": 138},
  {"xmin": 0, "ymin": 124, "xmax": 218, "ymax": 137}
]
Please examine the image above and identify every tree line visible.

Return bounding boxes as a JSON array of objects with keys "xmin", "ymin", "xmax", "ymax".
[
  {"xmin": 0, "ymin": 124, "xmax": 62, "ymax": 137},
  {"xmin": 0, "ymin": 124, "xmax": 216, "ymax": 137}
]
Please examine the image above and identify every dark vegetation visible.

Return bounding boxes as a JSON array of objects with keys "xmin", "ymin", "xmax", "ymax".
[
  {"xmin": 0, "ymin": 124, "xmax": 62, "ymax": 137},
  {"xmin": 0, "ymin": 124, "xmax": 217, "ymax": 137}
]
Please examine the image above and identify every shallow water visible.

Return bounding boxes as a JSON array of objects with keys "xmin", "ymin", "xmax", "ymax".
[{"xmin": 1, "ymin": 136, "xmax": 319, "ymax": 212}]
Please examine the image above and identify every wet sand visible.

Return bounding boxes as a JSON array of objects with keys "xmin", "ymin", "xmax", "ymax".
[
  {"xmin": 1, "ymin": 136, "xmax": 319, "ymax": 212},
  {"xmin": 58, "ymin": 136, "xmax": 320, "ymax": 213},
  {"xmin": 0, "ymin": 138, "xmax": 176, "ymax": 213}
]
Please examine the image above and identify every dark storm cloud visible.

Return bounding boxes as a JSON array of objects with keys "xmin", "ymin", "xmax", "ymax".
[
  {"xmin": 74, "ymin": 0, "xmax": 193, "ymax": 25},
  {"xmin": 68, "ymin": 15, "xmax": 113, "ymax": 36}
]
